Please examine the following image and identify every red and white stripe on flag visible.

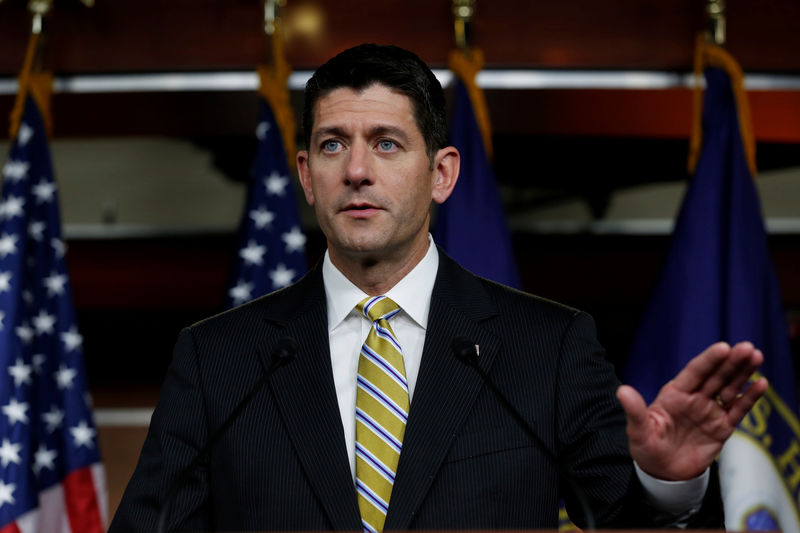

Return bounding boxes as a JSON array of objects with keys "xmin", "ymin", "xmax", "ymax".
[{"xmin": 1, "ymin": 464, "xmax": 106, "ymax": 533}]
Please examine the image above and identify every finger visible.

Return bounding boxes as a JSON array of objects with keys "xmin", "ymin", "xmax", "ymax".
[
  {"xmin": 698, "ymin": 341, "xmax": 758, "ymax": 400},
  {"xmin": 617, "ymin": 385, "xmax": 649, "ymax": 441},
  {"xmin": 670, "ymin": 342, "xmax": 730, "ymax": 393},
  {"xmin": 715, "ymin": 346, "xmax": 764, "ymax": 405},
  {"xmin": 727, "ymin": 377, "xmax": 768, "ymax": 424}
]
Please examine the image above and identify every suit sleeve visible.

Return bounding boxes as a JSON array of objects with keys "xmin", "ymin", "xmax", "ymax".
[
  {"xmin": 108, "ymin": 328, "xmax": 212, "ymax": 532},
  {"xmin": 554, "ymin": 310, "xmax": 648, "ymax": 527}
]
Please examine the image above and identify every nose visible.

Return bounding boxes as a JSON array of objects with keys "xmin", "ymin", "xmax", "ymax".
[{"xmin": 344, "ymin": 141, "xmax": 373, "ymax": 187}]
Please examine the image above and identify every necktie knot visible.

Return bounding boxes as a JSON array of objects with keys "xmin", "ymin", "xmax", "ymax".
[{"xmin": 357, "ymin": 295, "xmax": 401, "ymax": 323}]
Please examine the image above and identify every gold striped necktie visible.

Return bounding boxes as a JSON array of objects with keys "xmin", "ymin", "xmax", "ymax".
[{"xmin": 354, "ymin": 296, "xmax": 409, "ymax": 533}]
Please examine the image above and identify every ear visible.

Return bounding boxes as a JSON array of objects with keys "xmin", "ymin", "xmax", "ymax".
[
  {"xmin": 430, "ymin": 146, "xmax": 460, "ymax": 205},
  {"xmin": 296, "ymin": 150, "xmax": 315, "ymax": 206}
]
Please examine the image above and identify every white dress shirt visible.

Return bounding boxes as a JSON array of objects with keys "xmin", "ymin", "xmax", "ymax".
[{"xmin": 321, "ymin": 236, "xmax": 707, "ymax": 520}]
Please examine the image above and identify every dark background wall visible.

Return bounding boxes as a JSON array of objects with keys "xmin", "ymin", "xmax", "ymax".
[{"xmin": 1, "ymin": 0, "xmax": 798, "ymax": 391}]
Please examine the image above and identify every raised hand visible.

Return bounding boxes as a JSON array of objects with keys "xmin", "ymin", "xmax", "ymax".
[{"xmin": 617, "ymin": 341, "xmax": 768, "ymax": 480}]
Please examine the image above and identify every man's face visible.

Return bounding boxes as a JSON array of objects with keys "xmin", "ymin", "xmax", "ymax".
[{"xmin": 297, "ymin": 84, "xmax": 458, "ymax": 269}]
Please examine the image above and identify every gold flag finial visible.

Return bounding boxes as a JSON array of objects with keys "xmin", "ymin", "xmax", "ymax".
[
  {"xmin": 452, "ymin": 0, "xmax": 475, "ymax": 51},
  {"xmin": 28, "ymin": 0, "xmax": 53, "ymax": 33},
  {"xmin": 0, "ymin": 0, "xmax": 95, "ymax": 34},
  {"xmin": 706, "ymin": 0, "xmax": 726, "ymax": 45},
  {"xmin": 264, "ymin": 0, "xmax": 287, "ymax": 36}
]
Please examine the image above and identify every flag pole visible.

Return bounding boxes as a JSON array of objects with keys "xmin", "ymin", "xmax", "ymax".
[
  {"xmin": 688, "ymin": 1, "xmax": 756, "ymax": 178},
  {"xmin": 9, "ymin": 5, "xmax": 51, "ymax": 140},
  {"xmin": 8, "ymin": 0, "xmax": 94, "ymax": 141},
  {"xmin": 259, "ymin": 0, "xmax": 295, "ymax": 164}
]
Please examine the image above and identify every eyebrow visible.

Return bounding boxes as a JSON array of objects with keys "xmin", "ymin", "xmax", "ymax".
[{"xmin": 311, "ymin": 125, "xmax": 412, "ymax": 145}]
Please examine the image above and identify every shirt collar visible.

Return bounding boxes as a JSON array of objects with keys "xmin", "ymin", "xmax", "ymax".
[{"xmin": 323, "ymin": 236, "xmax": 439, "ymax": 331}]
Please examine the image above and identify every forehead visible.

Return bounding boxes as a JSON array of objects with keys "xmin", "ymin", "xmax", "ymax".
[{"xmin": 312, "ymin": 84, "xmax": 419, "ymax": 135}]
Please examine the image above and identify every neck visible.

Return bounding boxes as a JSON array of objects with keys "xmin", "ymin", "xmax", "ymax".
[{"xmin": 329, "ymin": 239, "xmax": 429, "ymax": 296}]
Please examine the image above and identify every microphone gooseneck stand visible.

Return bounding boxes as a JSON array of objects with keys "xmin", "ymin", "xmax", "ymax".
[
  {"xmin": 451, "ymin": 336, "xmax": 596, "ymax": 531},
  {"xmin": 156, "ymin": 337, "xmax": 297, "ymax": 533}
]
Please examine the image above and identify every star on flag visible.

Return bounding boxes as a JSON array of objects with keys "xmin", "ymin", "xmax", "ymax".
[
  {"xmin": 282, "ymin": 226, "xmax": 306, "ymax": 254},
  {"xmin": 2, "ymin": 160, "xmax": 29, "ymax": 182},
  {"xmin": 32, "ymin": 310, "xmax": 56, "ymax": 335},
  {"xmin": 264, "ymin": 171, "xmax": 289, "ymax": 196},
  {"xmin": 0, "ymin": 480, "xmax": 15, "ymax": 507},
  {"xmin": 0, "ymin": 233, "xmax": 18, "ymax": 258},
  {"xmin": 15, "ymin": 324, "xmax": 34, "ymax": 345},
  {"xmin": 69, "ymin": 421, "xmax": 96, "ymax": 449},
  {"xmin": 32, "ymin": 445, "xmax": 57, "ymax": 475},
  {"xmin": 249, "ymin": 206, "xmax": 275, "ymax": 229},
  {"xmin": 228, "ymin": 280, "xmax": 254, "ymax": 307},
  {"xmin": 2, "ymin": 398, "xmax": 29, "ymax": 426},
  {"xmin": 0, "ymin": 271, "xmax": 10, "ymax": 293},
  {"xmin": 0, "ymin": 440, "xmax": 21, "ymax": 468},
  {"xmin": 17, "ymin": 123, "xmax": 34, "ymax": 146},
  {"xmin": 42, "ymin": 406, "xmax": 64, "ymax": 433},
  {"xmin": 55, "ymin": 364, "xmax": 77, "ymax": 390},
  {"xmin": 60, "ymin": 327, "xmax": 84, "ymax": 352},
  {"xmin": 32, "ymin": 180, "xmax": 56, "ymax": 203},
  {"xmin": 256, "ymin": 120, "xmax": 271, "ymax": 140},
  {"xmin": 0, "ymin": 196, "xmax": 25, "ymax": 220},
  {"xmin": 51, "ymin": 237, "xmax": 66, "ymax": 258},
  {"xmin": 43, "ymin": 272, "xmax": 67, "ymax": 296},
  {"xmin": 239, "ymin": 240, "xmax": 267, "ymax": 266},
  {"xmin": 269, "ymin": 264, "xmax": 296, "ymax": 289},
  {"xmin": 7, "ymin": 359, "xmax": 32, "ymax": 387},
  {"xmin": 28, "ymin": 221, "xmax": 45, "ymax": 241}
]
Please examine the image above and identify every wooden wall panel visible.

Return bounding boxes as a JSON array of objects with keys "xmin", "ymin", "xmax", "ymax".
[{"xmin": 1, "ymin": 0, "xmax": 799, "ymax": 74}]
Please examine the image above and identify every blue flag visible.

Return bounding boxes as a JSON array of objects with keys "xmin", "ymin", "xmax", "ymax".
[
  {"xmin": 0, "ymin": 96, "xmax": 106, "ymax": 531},
  {"xmin": 624, "ymin": 51, "xmax": 800, "ymax": 530},
  {"xmin": 434, "ymin": 79, "xmax": 521, "ymax": 288},
  {"xmin": 225, "ymin": 98, "xmax": 307, "ymax": 308}
]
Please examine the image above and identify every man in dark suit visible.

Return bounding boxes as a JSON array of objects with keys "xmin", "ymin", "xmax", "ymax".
[{"xmin": 109, "ymin": 44, "xmax": 766, "ymax": 532}]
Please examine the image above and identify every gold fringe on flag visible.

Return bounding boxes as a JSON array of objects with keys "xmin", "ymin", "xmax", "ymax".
[
  {"xmin": 257, "ymin": 21, "xmax": 296, "ymax": 164},
  {"xmin": 448, "ymin": 47, "xmax": 493, "ymax": 160},
  {"xmin": 688, "ymin": 33, "xmax": 757, "ymax": 177},
  {"xmin": 9, "ymin": 32, "xmax": 54, "ymax": 140}
]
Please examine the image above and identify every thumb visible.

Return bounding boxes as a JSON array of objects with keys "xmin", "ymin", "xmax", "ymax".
[{"xmin": 617, "ymin": 385, "xmax": 648, "ymax": 440}]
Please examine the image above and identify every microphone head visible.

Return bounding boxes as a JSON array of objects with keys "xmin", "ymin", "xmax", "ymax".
[
  {"xmin": 272, "ymin": 337, "xmax": 298, "ymax": 363},
  {"xmin": 452, "ymin": 336, "xmax": 478, "ymax": 365}
]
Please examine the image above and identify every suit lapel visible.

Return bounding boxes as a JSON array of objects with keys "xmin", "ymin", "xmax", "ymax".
[
  {"xmin": 385, "ymin": 252, "xmax": 501, "ymax": 530},
  {"xmin": 259, "ymin": 265, "xmax": 362, "ymax": 530}
]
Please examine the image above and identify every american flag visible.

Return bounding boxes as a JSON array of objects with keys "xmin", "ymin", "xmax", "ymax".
[
  {"xmin": 0, "ymin": 96, "xmax": 106, "ymax": 533},
  {"xmin": 225, "ymin": 98, "xmax": 307, "ymax": 308}
]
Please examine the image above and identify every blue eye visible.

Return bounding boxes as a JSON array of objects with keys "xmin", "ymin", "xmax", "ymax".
[
  {"xmin": 322, "ymin": 140, "xmax": 340, "ymax": 152},
  {"xmin": 378, "ymin": 140, "xmax": 395, "ymax": 151}
]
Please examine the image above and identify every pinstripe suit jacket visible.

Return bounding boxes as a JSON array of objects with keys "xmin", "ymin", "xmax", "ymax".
[{"xmin": 110, "ymin": 250, "xmax": 720, "ymax": 532}]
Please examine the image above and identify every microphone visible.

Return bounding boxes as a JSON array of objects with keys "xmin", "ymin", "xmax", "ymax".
[
  {"xmin": 452, "ymin": 337, "xmax": 596, "ymax": 531},
  {"xmin": 156, "ymin": 337, "xmax": 297, "ymax": 533}
]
